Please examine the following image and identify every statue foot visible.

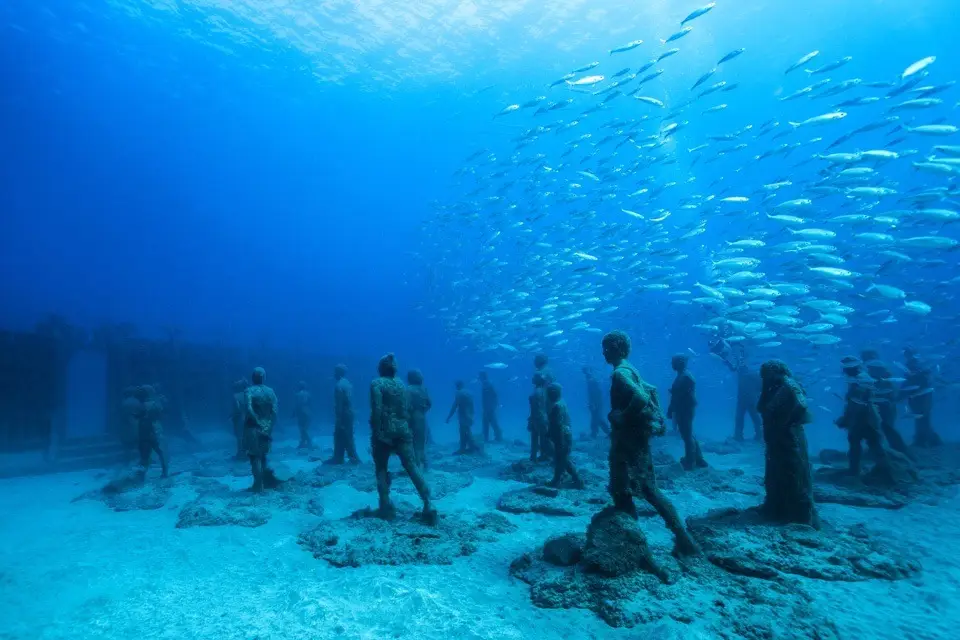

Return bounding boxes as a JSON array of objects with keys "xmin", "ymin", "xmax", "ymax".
[
  {"xmin": 377, "ymin": 504, "xmax": 397, "ymax": 521},
  {"xmin": 420, "ymin": 508, "xmax": 439, "ymax": 526}
]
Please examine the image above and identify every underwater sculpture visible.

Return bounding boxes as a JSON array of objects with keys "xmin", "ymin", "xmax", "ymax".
[
  {"xmin": 836, "ymin": 356, "xmax": 890, "ymax": 476},
  {"xmin": 904, "ymin": 346, "xmax": 942, "ymax": 448},
  {"xmin": 243, "ymin": 367, "xmax": 278, "ymax": 493},
  {"xmin": 602, "ymin": 330, "xmax": 699, "ymax": 556},
  {"xmin": 861, "ymin": 349, "xmax": 913, "ymax": 459},
  {"xmin": 756, "ymin": 360, "xmax": 818, "ymax": 527},
  {"xmin": 583, "ymin": 366, "xmax": 609, "ymax": 438},
  {"xmin": 329, "ymin": 364, "xmax": 360, "ymax": 465},
  {"xmin": 135, "ymin": 384, "xmax": 169, "ymax": 479},
  {"xmin": 528, "ymin": 373, "xmax": 550, "ymax": 462},
  {"xmin": 446, "ymin": 380, "xmax": 479, "ymax": 454},
  {"xmin": 406, "ymin": 369, "xmax": 432, "ymax": 469},
  {"xmin": 369, "ymin": 353, "xmax": 435, "ymax": 523},
  {"xmin": 712, "ymin": 340, "xmax": 762, "ymax": 441},
  {"xmin": 479, "ymin": 371, "xmax": 503, "ymax": 443},
  {"xmin": 534, "ymin": 352, "xmax": 555, "ymax": 386},
  {"xmin": 666, "ymin": 353, "xmax": 707, "ymax": 471},
  {"xmin": 294, "ymin": 380, "xmax": 313, "ymax": 451},
  {"xmin": 545, "ymin": 383, "xmax": 584, "ymax": 489},
  {"xmin": 230, "ymin": 379, "xmax": 247, "ymax": 459}
]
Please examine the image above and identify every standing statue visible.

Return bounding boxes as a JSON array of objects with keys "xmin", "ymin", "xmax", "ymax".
[
  {"xmin": 666, "ymin": 354, "xmax": 707, "ymax": 470},
  {"xmin": 904, "ymin": 346, "xmax": 941, "ymax": 448},
  {"xmin": 134, "ymin": 385, "xmax": 169, "ymax": 478},
  {"xmin": 369, "ymin": 353, "xmax": 435, "ymax": 523},
  {"xmin": 861, "ymin": 349, "xmax": 912, "ymax": 459},
  {"xmin": 602, "ymin": 330, "xmax": 700, "ymax": 556},
  {"xmin": 528, "ymin": 373, "xmax": 550, "ymax": 462},
  {"xmin": 835, "ymin": 356, "xmax": 888, "ymax": 476},
  {"xmin": 534, "ymin": 353, "xmax": 556, "ymax": 387},
  {"xmin": 329, "ymin": 364, "xmax": 360, "ymax": 465},
  {"xmin": 446, "ymin": 380, "xmax": 479, "ymax": 454},
  {"xmin": 406, "ymin": 369, "xmax": 432, "ymax": 470},
  {"xmin": 478, "ymin": 371, "xmax": 503, "ymax": 443},
  {"xmin": 546, "ymin": 383, "xmax": 584, "ymax": 488},
  {"xmin": 294, "ymin": 381, "xmax": 313, "ymax": 451},
  {"xmin": 713, "ymin": 340, "xmax": 762, "ymax": 441},
  {"xmin": 244, "ymin": 367, "xmax": 278, "ymax": 493},
  {"xmin": 583, "ymin": 367, "xmax": 609, "ymax": 438},
  {"xmin": 756, "ymin": 360, "xmax": 819, "ymax": 528},
  {"xmin": 230, "ymin": 379, "xmax": 247, "ymax": 459}
]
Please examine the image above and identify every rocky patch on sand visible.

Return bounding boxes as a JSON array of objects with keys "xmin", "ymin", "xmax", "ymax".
[
  {"xmin": 510, "ymin": 507, "xmax": 840, "ymax": 636},
  {"xmin": 298, "ymin": 507, "xmax": 517, "ymax": 567}
]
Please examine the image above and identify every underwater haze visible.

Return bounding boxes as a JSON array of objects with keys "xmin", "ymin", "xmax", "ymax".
[{"xmin": 3, "ymin": 0, "xmax": 960, "ymax": 638}]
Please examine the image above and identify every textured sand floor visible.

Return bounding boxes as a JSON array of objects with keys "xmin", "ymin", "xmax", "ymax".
[{"xmin": 1, "ymin": 431, "xmax": 958, "ymax": 640}]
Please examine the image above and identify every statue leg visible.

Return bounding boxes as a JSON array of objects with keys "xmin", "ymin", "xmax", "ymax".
[
  {"xmin": 492, "ymin": 413, "xmax": 503, "ymax": 442},
  {"xmin": 249, "ymin": 455, "xmax": 263, "ymax": 493},
  {"xmin": 848, "ymin": 430, "xmax": 863, "ymax": 475},
  {"xmin": 734, "ymin": 398, "xmax": 746, "ymax": 441},
  {"xmin": 344, "ymin": 424, "xmax": 360, "ymax": 463},
  {"xmin": 372, "ymin": 440, "xmax": 394, "ymax": 517},
  {"xmin": 640, "ymin": 478, "xmax": 700, "ymax": 556},
  {"xmin": 396, "ymin": 440, "xmax": 433, "ymax": 512}
]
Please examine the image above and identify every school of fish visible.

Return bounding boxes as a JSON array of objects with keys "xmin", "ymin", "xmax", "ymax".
[{"xmin": 416, "ymin": 2, "xmax": 959, "ymax": 380}]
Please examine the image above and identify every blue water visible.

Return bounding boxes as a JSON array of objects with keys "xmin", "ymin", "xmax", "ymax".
[{"xmin": 2, "ymin": 0, "xmax": 958, "ymax": 445}]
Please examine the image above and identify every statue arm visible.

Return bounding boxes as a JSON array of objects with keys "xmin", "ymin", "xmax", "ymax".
[{"xmin": 446, "ymin": 397, "xmax": 458, "ymax": 423}]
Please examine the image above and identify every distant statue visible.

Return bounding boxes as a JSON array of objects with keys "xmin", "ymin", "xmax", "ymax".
[
  {"xmin": 546, "ymin": 383, "xmax": 584, "ymax": 489},
  {"xmin": 369, "ymin": 353, "xmax": 435, "ymax": 523},
  {"xmin": 446, "ymin": 380, "xmax": 479, "ymax": 454},
  {"xmin": 478, "ymin": 371, "xmax": 503, "ymax": 443},
  {"xmin": 244, "ymin": 367, "xmax": 278, "ymax": 493},
  {"xmin": 134, "ymin": 385, "xmax": 168, "ymax": 479},
  {"xmin": 527, "ymin": 373, "xmax": 550, "ymax": 462},
  {"xmin": 756, "ymin": 360, "xmax": 818, "ymax": 528},
  {"xmin": 328, "ymin": 365, "xmax": 360, "ymax": 465},
  {"xmin": 666, "ymin": 354, "xmax": 707, "ymax": 470},
  {"xmin": 294, "ymin": 381, "xmax": 313, "ymax": 451},
  {"xmin": 903, "ymin": 346, "xmax": 941, "ymax": 448},
  {"xmin": 406, "ymin": 369, "xmax": 432, "ymax": 469},
  {"xmin": 583, "ymin": 367, "xmax": 609, "ymax": 438}
]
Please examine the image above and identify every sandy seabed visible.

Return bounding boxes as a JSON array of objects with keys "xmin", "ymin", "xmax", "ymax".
[{"xmin": 1, "ymin": 430, "xmax": 958, "ymax": 640}]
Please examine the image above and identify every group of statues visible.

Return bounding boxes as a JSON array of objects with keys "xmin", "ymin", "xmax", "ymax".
[{"xmin": 121, "ymin": 328, "xmax": 942, "ymax": 556}]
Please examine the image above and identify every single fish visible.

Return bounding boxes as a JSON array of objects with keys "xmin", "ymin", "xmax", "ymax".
[
  {"xmin": 718, "ymin": 48, "xmax": 745, "ymax": 65},
  {"xmin": 610, "ymin": 40, "xmax": 644, "ymax": 55},
  {"xmin": 902, "ymin": 56, "xmax": 936, "ymax": 81},
  {"xmin": 785, "ymin": 50, "xmax": 820, "ymax": 74},
  {"xmin": 681, "ymin": 2, "xmax": 716, "ymax": 26}
]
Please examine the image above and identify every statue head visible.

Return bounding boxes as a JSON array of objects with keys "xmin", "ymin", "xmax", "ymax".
[
  {"xmin": 671, "ymin": 353, "xmax": 689, "ymax": 372},
  {"xmin": 252, "ymin": 367, "xmax": 266, "ymax": 385},
  {"xmin": 760, "ymin": 359, "xmax": 791, "ymax": 383},
  {"xmin": 546, "ymin": 382, "xmax": 563, "ymax": 403},
  {"xmin": 534, "ymin": 353, "xmax": 549, "ymax": 369},
  {"xmin": 602, "ymin": 330, "xmax": 631, "ymax": 365},
  {"xmin": 407, "ymin": 369, "xmax": 423, "ymax": 385},
  {"xmin": 378, "ymin": 353, "xmax": 398, "ymax": 378},
  {"xmin": 455, "ymin": 380, "xmax": 465, "ymax": 390},
  {"xmin": 334, "ymin": 364, "xmax": 347, "ymax": 380},
  {"xmin": 134, "ymin": 385, "xmax": 154, "ymax": 401},
  {"xmin": 840, "ymin": 355, "xmax": 862, "ymax": 377}
]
